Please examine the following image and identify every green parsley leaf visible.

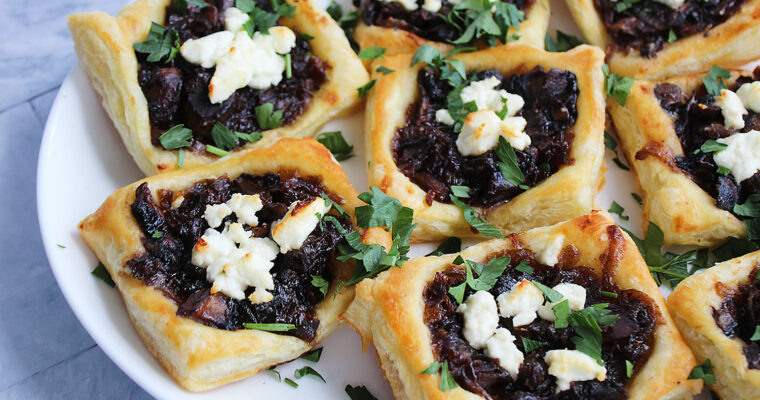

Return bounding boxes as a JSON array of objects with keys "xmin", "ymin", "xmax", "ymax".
[
  {"xmin": 632, "ymin": 192, "xmax": 643, "ymax": 206},
  {"xmin": 750, "ymin": 326, "xmax": 760, "ymax": 341},
  {"xmin": 242, "ymin": 323, "xmax": 296, "ymax": 331},
  {"xmin": 294, "ymin": 366, "xmax": 326, "ymax": 383},
  {"xmin": 255, "ymin": 103, "xmax": 284, "ymax": 130},
  {"xmin": 613, "ymin": 157, "xmax": 630, "ymax": 171},
  {"xmin": 514, "ymin": 260, "xmax": 533, "ymax": 274},
  {"xmin": 268, "ymin": 366, "xmax": 281, "ymax": 381},
  {"xmin": 703, "ymin": 65, "xmax": 731, "ymax": 96},
  {"xmin": 357, "ymin": 80, "xmax": 377, "ymax": 99},
  {"xmin": 601, "ymin": 291, "xmax": 618, "ymax": 299},
  {"xmin": 532, "ymin": 281, "xmax": 563, "ymax": 303},
  {"xmin": 311, "ymin": 275, "xmax": 329, "ymax": 297},
  {"xmin": 159, "ymin": 124, "xmax": 192, "ymax": 150},
  {"xmin": 495, "ymin": 97, "xmax": 509, "ymax": 120},
  {"xmin": 552, "ymin": 299, "xmax": 571, "ymax": 328},
  {"xmin": 57, "ymin": 244, "xmax": 66, "ymax": 249},
  {"xmin": 210, "ymin": 122, "xmax": 238, "ymax": 150},
  {"xmin": 439, "ymin": 360, "xmax": 458, "ymax": 391},
  {"xmin": 448, "ymin": 282, "xmax": 467, "ymax": 303},
  {"xmin": 91, "ymin": 263, "xmax": 115, "ymax": 288},
  {"xmin": 301, "ymin": 347, "xmax": 323, "ymax": 362},
  {"xmin": 317, "ymin": 131, "xmax": 355, "ymax": 161},
  {"xmin": 411, "ymin": 45, "xmax": 443, "ymax": 67},
  {"xmin": 236, "ymin": 0, "xmax": 257, "ymax": 12},
  {"xmin": 468, "ymin": 256, "xmax": 510, "ymax": 291},
  {"xmin": 173, "ymin": 0, "xmax": 209, "ymax": 13},
  {"xmin": 688, "ymin": 359, "xmax": 716, "ymax": 385},
  {"xmin": 625, "ymin": 360, "xmax": 634, "ymax": 378},
  {"xmin": 495, "ymin": 136, "xmax": 526, "ymax": 188},
  {"xmin": 623, "ymin": 222, "xmax": 705, "ymax": 286},
  {"xmin": 421, "ymin": 362, "xmax": 442, "ymax": 374},
  {"xmin": 614, "ymin": 0, "xmax": 639, "ymax": 11},
  {"xmin": 447, "ymin": 0, "xmax": 524, "ymax": 46},
  {"xmin": 345, "ymin": 384, "xmax": 379, "ymax": 400},
  {"xmin": 376, "ymin": 66, "xmax": 395, "ymax": 75},
  {"xmin": 205, "ymin": 144, "xmax": 230, "ymax": 157},
  {"xmin": 358, "ymin": 46, "xmax": 386, "ymax": 60},
  {"xmin": 450, "ymin": 185, "xmax": 471, "ymax": 198},
  {"xmin": 151, "ymin": 231, "xmax": 164, "ymax": 239},
  {"xmin": 284, "ymin": 377, "xmax": 298, "ymax": 388},
  {"xmin": 699, "ymin": 139, "xmax": 728, "ymax": 154},
  {"xmin": 604, "ymin": 130, "xmax": 618, "ymax": 152},
  {"xmin": 235, "ymin": 130, "xmax": 263, "ymax": 143},
  {"xmin": 320, "ymin": 193, "xmax": 351, "ymax": 218},
  {"xmin": 134, "ymin": 23, "xmax": 180, "ymax": 63},
  {"xmin": 356, "ymin": 186, "xmax": 405, "ymax": 229},
  {"xmin": 667, "ymin": 29, "xmax": 677, "ymax": 43},
  {"xmin": 450, "ymin": 193, "xmax": 504, "ymax": 238},
  {"xmin": 608, "ymin": 201, "xmax": 630, "ymax": 221},
  {"xmin": 521, "ymin": 336, "xmax": 542, "ymax": 353},
  {"xmin": 603, "ymin": 64, "xmax": 635, "ymax": 106},
  {"xmin": 426, "ymin": 237, "xmax": 462, "ymax": 257},
  {"xmin": 734, "ymin": 194, "xmax": 760, "ymax": 218},
  {"xmin": 569, "ymin": 304, "xmax": 619, "ymax": 365},
  {"xmin": 300, "ymin": 32, "xmax": 315, "ymax": 41},
  {"xmin": 714, "ymin": 238, "xmax": 759, "ymax": 262},
  {"xmin": 545, "ymin": 30, "xmax": 584, "ymax": 52},
  {"xmin": 177, "ymin": 148, "xmax": 185, "ymax": 168},
  {"xmin": 717, "ymin": 166, "xmax": 731, "ymax": 176},
  {"xmin": 283, "ymin": 53, "xmax": 292, "ymax": 79},
  {"xmin": 745, "ymin": 218, "xmax": 760, "ymax": 241}
]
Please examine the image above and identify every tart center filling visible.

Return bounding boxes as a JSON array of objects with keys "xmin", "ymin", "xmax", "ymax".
[
  {"xmin": 713, "ymin": 268, "xmax": 760, "ymax": 369},
  {"xmin": 423, "ymin": 248, "xmax": 657, "ymax": 398},
  {"xmin": 393, "ymin": 67, "xmax": 578, "ymax": 208},
  {"xmin": 126, "ymin": 173, "xmax": 352, "ymax": 342},
  {"xmin": 653, "ymin": 68, "xmax": 760, "ymax": 214},
  {"xmin": 136, "ymin": 0, "xmax": 328, "ymax": 152}
]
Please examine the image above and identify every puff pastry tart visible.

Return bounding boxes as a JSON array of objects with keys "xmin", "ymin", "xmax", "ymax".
[
  {"xmin": 78, "ymin": 138, "xmax": 390, "ymax": 391},
  {"xmin": 68, "ymin": 0, "xmax": 368, "ymax": 176},
  {"xmin": 353, "ymin": 0, "xmax": 549, "ymax": 57},
  {"xmin": 608, "ymin": 67, "xmax": 760, "ymax": 246},
  {"xmin": 344, "ymin": 211, "xmax": 701, "ymax": 399},
  {"xmin": 668, "ymin": 250, "xmax": 760, "ymax": 399},
  {"xmin": 564, "ymin": 0, "xmax": 760, "ymax": 80},
  {"xmin": 366, "ymin": 45, "xmax": 606, "ymax": 242}
]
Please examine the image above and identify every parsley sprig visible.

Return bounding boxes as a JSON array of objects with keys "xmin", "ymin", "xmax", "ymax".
[
  {"xmin": 496, "ymin": 136, "xmax": 527, "ymax": 189},
  {"xmin": 449, "ymin": 186, "xmax": 504, "ymax": 239},
  {"xmin": 545, "ymin": 30, "xmax": 583, "ymax": 52},
  {"xmin": 603, "ymin": 64, "xmax": 635, "ymax": 106},
  {"xmin": 91, "ymin": 263, "xmax": 115, "ymax": 287},
  {"xmin": 134, "ymin": 23, "xmax": 180, "ymax": 63},
  {"xmin": 448, "ymin": 256, "xmax": 511, "ymax": 302},
  {"xmin": 317, "ymin": 131, "xmax": 355, "ymax": 161},
  {"xmin": 426, "ymin": 237, "xmax": 462, "ymax": 257},
  {"xmin": 235, "ymin": 0, "xmax": 296, "ymax": 36},
  {"xmin": 703, "ymin": 65, "xmax": 731, "ymax": 96},
  {"xmin": 443, "ymin": 0, "xmax": 524, "ymax": 46},
  {"xmin": 688, "ymin": 359, "xmax": 716, "ymax": 385}
]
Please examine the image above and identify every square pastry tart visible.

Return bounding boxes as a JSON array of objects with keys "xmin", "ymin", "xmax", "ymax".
[
  {"xmin": 353, "ymin": 0, "xmax": 550, "ymax": 57},
  {"xmin": 68, "ymin": 0, "xmax": 369, "ymax": 176},
  {"xmin": 564, "ymin": 0, "xmax": 760, "ymax": 80},
  {"xmin": 608, "ymin": 67, "xmax": 760, "ymax": 246},
  {"xmin": 365, "ymin": 45, "xmax": 606, "ymax": 242},
  {"xmin": 343, "ymin": 211, "xmax": 702, "ymax": 399},
  {"xmin": 667, "ymin": 250, "xmax": 760, "ymax": 399},
  {"xmin": 78, "ymin": 138, "xmax": 391, "ymax": 391}
]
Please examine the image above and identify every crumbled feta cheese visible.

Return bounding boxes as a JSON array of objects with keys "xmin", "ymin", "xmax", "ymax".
[
  {"xmin": 485, "ymin": 328, "xmax": 524, "ymax": 379},
  {"xmin": 435, "ymin": 109, "xmax": 456, "ymax": 125},
  {"xmin": 226, "ymin": 193, "xmax": 263, "ymax": 226},
  {"xmin": 224, "ymin": 7, "xmax": 250, "ymax": 33},
  {"xmin": 171, "ymin": 195, "xmax": 184, "ymax": 210},
  {"xmin": 714, "ymin": 130, "xmax": 760, "ymax": 182},
  {"xmin": 422, "ymin": 0, "xmax": 442, "ymax": 12},
  {"xmin": 271, "ymin": 197, "xmax": 330, "ymax": 253},
  {"xmin": 191, "ymin": 223, "xmax": 279, "ymax": 302},
  {"xmin": 737, "ymin": 81, "xmax": 760, "ymax": 113},
  {"xmin": 652, "ymin": 0, "xmax": 684, "ymax": 9},
  {"xmin": 715, "ymin": 89, "xmax": 748, "ymax": 130},
  {"xmin": 455, "ymin": 110, "xmax": 530, "ymax": 156},
  {"xmin": 204, "ymin": 203, "xmax": 232, "ymax": 228},
  {"xmin": 530, "ymin": 234, "xmax": 565, "ymax": 267},
  {"xmin": 496, "ymin": 280, "xmax": 544, "ymax": 326},
  {"xmin": 537, "ymin": 283, "xmax": 587, "ymax": 321},
  {"xmin": 461, "ymin": 77, "xmax": 525, "ymax": 115},
  {"xmin": 457, "ymin": 290, "xmax": 499, "ymax": 349},
  {"xmin": 544, "ymin": 349, "xmax": 606, "ymax": 393},
  {"xmin": 180, "ymin": 31, "xmax": 235, "ymax": 69}
]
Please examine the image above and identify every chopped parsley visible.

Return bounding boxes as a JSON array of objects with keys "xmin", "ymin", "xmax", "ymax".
[
  {"xmin": 376, "ymin": 66, "xmax": 395, "ymax": 75},
  {"xmin": 717, "ymin": 166, "xmax": 731, "ymax": 176},
  {"xmin": 614, "ymin": 0, "xmax": 639, "ymax": 11},
  {"xmin": 751, "ymin": 326, "xmax": 760, "ymax": 341},
  {"xmin": 604, "ymin": 131, "xmax": 631, "ymax": 171},
  {"xmin": 426, "ymin": 237, "xmax": 462, "ymax": 257},
  {"xmin": 625, "ymin": 360, "xmax": 634, "ymax": 378},
  {"xmin": 301, "ymin": 347, "xmax": 323, "ymax": 362},
  {"xmin": 177, "ymin": 148, "xmax": 185, "ymax": 168},
  {"xmin": 703, "ymin": 65, "xmax": 731, "ymax": 96},
  {"xmin": 300, "ymin": 32, "xmax": 315, "ymax": 41},
  {"xmin": 608, "ymin": 201, "xmax": 629, "ymax": 221},
  {"xmin": 496, "ymin": 137, "xmax": 527, "ymax": 189},
  {"xmin": 439, "ymin": 360, "xmax": 459, "ymax": 391},
  {"xmin": 294, "ymin": 366, "xmax": 326, "ymax": 383},
  {"xmin": 151, "ymin": 231, "xmax": 164, "ymax": 239},
  {"xmin": 545, "ymin": 30, "xmax": 584, "ymax": 52},
  {"xmin": 159, "ymin": 124, "xmax": 192, "ymax": 150},
  {"xmin": 320, "ymin": 193, "xmax": 351, "ymax": 217},
  {"xmin": 446, "ymin": 0, "xmax": 524, "ymax": 46},
  {"xmin": 357, "ymin": 80, "xmax": 377, "ymax": 99},
  {"xmin": 631, "ymin": 192, "xmax": 643, "ymax": 206},
  {"xmin": 255, "ymin": 103, "xmax": 284, "ymax": 130},
  {"xmin": 450, "ymin": 185, "xmax": 471, "ymax": 198},
  {"xmin": 326, "ymin": 1, "xmax": 359, "ymax": 51},
  {"xmin": 698, "ymin": 139, "xmax": 728, "ymax": 154},
  {"xmin": 688, "ymin": 359, "xmax": 716, "ymax": 385},
  {"xmin": 521, "ymin": 336, "xmax": 542, "ymax": 352},
  {"xmin": 450, "ymin": 186, "xmax": 504, "ymax": 239},
  {"xmin": 667, "ymin": 29, "xmax": 677, "ymax": 43},
  {"xmin": 421, "ymin": 361, "xmax": 442, "ymax": 374},
  {"xmin": 311, "ymin": 275, "xmax": 329, "ymax": 297},
  {"xmin": 345, "ymin": 384, "xmax": 379, "ymax": 400},
  {"xmin": 284, "ymin": 53, "xmax": 292, "ymax": 79},
  {"xmin": 603, "ymin": 64, "xmax": 635, "ymax": 106},
  {"xmin": 514, "ymin": 260, "xmax": 533, "ymax": 274},
  {"xmin": 133, "ymin": 23, "xmax": 180, "ymax": 63},
  {"xmin": 267, "ymin": 366, "xmax": 281, "ymax": 381},
  {"xmin": 210, "ymin": 122, "xmax": 238, "ymax": 150},
  {"xmin": 569, "ymin": 303, "xmax": 620, "ymax": 365},
  {"xmin": 358, "ymin": 46, "xmax": 386, "ymax": 61},
  {"xmin": 601, "ymin": 290, "xmax": 618, "ymax": 299},
  {"xmin": 317, "ymin": 131, "xmax": 354, "ymax": 161},
  {"xmin": 235, "ymin": 0, "xmax": 295, "ymax": 35},
  {"xmin": 448, "ymin": 256, "xmax": 511, "ymax": 303},
  {"xmin": 242, "ymin": 323, "xmax": 296, "ymax": 331},
  {"xmin": 173, "ymin": 0, "xmax": 209, "ymax": 13},
  {"xmin": 284, "ymin": 377, "xmax": 298, "ymax": 388},
  {"xmin": 205, "ymin": 144, "xmax": 230, "ymax": 157},
  {"xmin": 57, "ymin": 244, "xmax": 66, "ymax": 249},
  {"xmin": 91, "ymin": 263, "xmax": 115, "ymax": 288}
]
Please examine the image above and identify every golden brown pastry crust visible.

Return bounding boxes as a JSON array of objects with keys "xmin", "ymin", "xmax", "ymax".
[
  {"xmin": 608, "ymin": 71, "xmax": 748, "ymax": 246},
  {"xmin": 564, "ymin": 0, "xmax": 760, "ymax": 80},
  {"xmin": 365, "ymin": 45, "xmax": 607, "ymax": 242},
  {"xmin": 667, "ymin": 250, "xmax": 760, "ymax": 399},
  {"xmin": 78, "ymin": 138, "xmax": 391, "ymax": 392},
  {"xmin": 343, "ymin": 211, "xmax": 702, "ymax": 400},
  {"xmin": 353, "ymin": 0, "xmax": 550, "ymax": 58},
  {"xmin": 67, "ymin": 0, "xmax": 369, "ymax": 176}
]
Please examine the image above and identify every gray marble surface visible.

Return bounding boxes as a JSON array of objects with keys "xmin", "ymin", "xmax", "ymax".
[{"xmin": 0, "ymin": 1, "xmax": 150, "ymax": 398}]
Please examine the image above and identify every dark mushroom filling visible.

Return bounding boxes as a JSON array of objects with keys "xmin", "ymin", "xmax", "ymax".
[
  {"xmin": 137, "ymin": 0, "xmax": 327, "ymax": 152},
  {"xmin": 652, "ymin": 67, "xmax": 760, "ymax": 214},
  {"xmin": 126, "ymin": 173, "xmax": 352, "ymax": 342},
  {"xmin": 393, "ymin": 67, "xmax": 577, "ymax": 208},
  {"xmin": 594, "ymin": 0, "xmax": 746, "ymax": 58},
  {"xmin": 424, "ymin": 248, "xmax": 658, "ymax": 399},
  {"xmin": 713, "ymin": 267, "xmax": 760, "ymax": 369}
]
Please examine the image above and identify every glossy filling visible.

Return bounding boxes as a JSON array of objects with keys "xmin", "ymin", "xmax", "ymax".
[
  {"xmin": 393, "ymin": 67, "xmax": 577, "ymax": 208},
  {"xmin": 137, "ymin": 0, "xmax": 327, "ymax": 152},
  {"xmin": 713, "ymin": 268, "xmax": 760, "ymax": 369},
  {"xmin": 653, "ymin": 68, "xmax": 760, "ymax": 214},
  {"xmin": 424, "ymin": 248, "xmax": 657, "ymax": 399},
  {"xmin": 594, "ymin": 0, "xmax": 746, "ymax": 58},
  {"xmin": 355, "ymin": 0, "xmax": 530, "ymax": 44},
  {"xmin": 126, "ymin": 173, "xmax": 351, "ymax": 342}
]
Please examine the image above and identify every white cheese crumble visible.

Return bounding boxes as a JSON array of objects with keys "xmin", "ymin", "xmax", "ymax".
[
  {"xmin": 496, "ymin": 280, "xmax": 544, "ymax": 326},
  {"xmin": 422, "ymin": 0, "xmax": 442, "ymax": 11},
  {"xmin": 529, "ymin": 234, "xmax": 565, "ymax": 267},
  {"xmin": 485, "ymin": 328, "xmax": 524, "ymax": 379},
  {"xmin": 715, "ymin": 89, "xmax": 748, "ymax": 130},
  {"xmin": 544, "ymin": 349, "xmax": 607, "ymax": 393},
  {"xmin": 713, "ymin": 130, "xmax": 760, "ymax": 183},
  {"xmin": 192, "ymin": 222, "xmax": 279, "ymax": 303},
  {"xmin": 455, "ymin": 110, "xmax": 530, "ymax": 156},
  {"xmin": 179, "ymin": 6, "xmax": 297, "ymax": 104},
  {"xmin": 226, "ymin": 193, "xmax": 263, "ymax": 226},
  {"xmin": 652, "ymin": 0, "xmax": 684, "ymax": 9},
  {"xmin": 537, "ymin": 283, "xmax": 587, "ymax": 321},
  {"xmin": 271, "ymin": 197, "xmax": 330, "ymax": 254},
  {"xmin": 171, "ymin": 194, "xmax": 185, "ymax": 210},
  {"xmin": 737, "ymin": 81, "xmax": 760, "ymax": 113},
  {"xmin": 456, "ymin": 290, "xmax": 499, "ymax": 349},
  {"xmin": 204, "ymin": 203, "xmax": 232, "ymax": 228}
]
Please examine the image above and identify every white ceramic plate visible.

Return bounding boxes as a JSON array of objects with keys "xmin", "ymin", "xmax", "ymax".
[{"xmin": 36, "ymin": 0, "xmax": 702, "ymax": 398}]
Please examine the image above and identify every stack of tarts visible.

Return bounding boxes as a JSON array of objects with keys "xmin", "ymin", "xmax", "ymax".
[{"xmin": 65, "ymin": 0, "xmax": 760, "ymax": 397}]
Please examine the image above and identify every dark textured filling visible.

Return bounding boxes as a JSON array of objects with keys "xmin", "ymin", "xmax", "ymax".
[
  {"xmin": 424, "ymin": 248, "xmax": 658, "ymax": 399},
  {"xmin": 355, "ymin": 0, "xmax": 530, "ymax": 44},
  {"xmin": 652, "ymin": 67, "xmax": 760, "ymax": 214},
  {"xmin": 126, "ymin": 173, "xmax": 352, "ymax": 342},
  {"xmin": 137, "ymin": 0, "xmax": 327, "ymax": 152},
  {"xmin": 594, "ymin": 0, "xmax": 746, "ymax": 58},
  {"xmin": 393, "ymin": 67, "xmax": 577, "ymax": 208},
  {"xmin": 713, "ymin": 267, "xmax": 760, "ymax": 369}
]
